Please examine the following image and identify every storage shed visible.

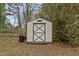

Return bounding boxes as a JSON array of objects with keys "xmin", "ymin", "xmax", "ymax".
[{"xmin": 27, "ymin": 18, "xmax": 52, "ymax": 43}]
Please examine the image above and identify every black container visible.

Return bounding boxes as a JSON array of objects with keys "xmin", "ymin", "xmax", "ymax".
[{"xmin": 19, "ymin": 36, "xmax": 25, "ymax": 42}]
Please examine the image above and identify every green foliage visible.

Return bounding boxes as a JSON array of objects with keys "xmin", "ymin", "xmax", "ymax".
[
  {"xmin": 0, "ymin": 28, "xmax": 15, "ymax": 34},
  {"xmin": 0, "ymin": 4, "xmax": 5, "ymax": 28},
  {"xmin": 38, "ymin": 3, "xmax": 79, "ymax": 44},
  {"xmin": 0, "ymin": 4, "xmax": 4, "ymax": 12}
]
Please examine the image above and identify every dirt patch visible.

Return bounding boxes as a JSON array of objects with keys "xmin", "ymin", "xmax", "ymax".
[{"xmin": 0, "ymin": 36, "xmax": 79, "ymax": 56}]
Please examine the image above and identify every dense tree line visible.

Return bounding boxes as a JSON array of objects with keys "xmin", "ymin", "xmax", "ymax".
[{"xmin": 38, "ymin": 4, "xmax": 79, "ymax": 44}]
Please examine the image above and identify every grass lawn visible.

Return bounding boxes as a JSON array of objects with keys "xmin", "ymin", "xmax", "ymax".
[
  {"xmin": 0, "ymin": 36, "xmax": 79, "ymax": 56},
  {"xmin": 0, "ymin": 28, "xmax": 16, "ymax": 34}
]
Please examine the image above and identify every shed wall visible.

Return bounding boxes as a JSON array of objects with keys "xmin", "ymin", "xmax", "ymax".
[
  {"xmin": 46, "ymin": 22, "xmax": 52, "ymax": 42},
  {"xmin": 27, "ymin": 22, "xmax": 33, "ymax": 42}
]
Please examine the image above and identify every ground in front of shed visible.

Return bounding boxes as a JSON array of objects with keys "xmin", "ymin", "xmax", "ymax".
[{"xmin": 0, "ymin": 36, "xmax": 79, "ymax": 56}]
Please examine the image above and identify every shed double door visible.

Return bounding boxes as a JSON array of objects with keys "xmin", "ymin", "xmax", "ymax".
[{"xmin": 33, "ymin": 23, "xmax": 46, "ymax": 42}]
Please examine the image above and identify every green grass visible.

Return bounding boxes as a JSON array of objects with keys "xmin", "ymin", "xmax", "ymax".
[{"xmin": 0, "ymin": 28, "xmax": 16, "ymax": 34}]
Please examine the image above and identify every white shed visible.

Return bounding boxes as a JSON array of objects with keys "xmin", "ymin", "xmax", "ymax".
[{"xmin": 27, "ymin": 18, "xmax": 52, "ymax": 43}]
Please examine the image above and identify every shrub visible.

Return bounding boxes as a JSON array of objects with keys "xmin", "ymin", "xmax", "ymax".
[{"xmin": 0, "ymin": 28, "xmax": 15, "ymax": 34}]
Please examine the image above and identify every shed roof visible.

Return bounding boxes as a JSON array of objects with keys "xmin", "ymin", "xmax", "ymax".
[{"xmin": 26, "ymin": 18, "xmax": 52, "ymax": 23}]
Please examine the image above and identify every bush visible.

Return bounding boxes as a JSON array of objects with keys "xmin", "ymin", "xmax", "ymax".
[
  {"xmin": 38, "ymin": 4, "xmax": 79, "ymax": 44},
  {"xmin": 0, "ymin": 28, "xmax": 15, "ymax": 34}
]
